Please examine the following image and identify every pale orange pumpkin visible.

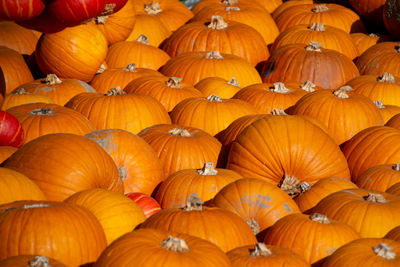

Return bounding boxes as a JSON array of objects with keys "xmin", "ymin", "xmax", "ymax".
[{"xmin": 194, "ymin": 77, "xmax": 242, "ymax": 99}]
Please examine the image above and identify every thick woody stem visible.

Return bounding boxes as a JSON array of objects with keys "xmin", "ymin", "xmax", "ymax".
[
  {"xmin": 309, "ymin": 22, "xmax": 325, "ymax": 32},
  {"xmin": 205, "ymin": 51, "xmax": 224, "ymax": 59},
  {"xmin": 30, "ymin": 108, "xmax": 53, "ymax": 115},
  {"xmin": 95, "ymin": 15, "xmax": 108, "ymax": 24},
  {"xmin": 168, "ymin": 128, "xmax": 192, "ymax": 137},
  {"xmin": 227, "ymin": 77, "xmax": 240, "ymax": 87},
  {"xmin": 364, "ymin": 193, "xmax": 387, "ymax": 203},
  {"xmin": 13, "ymin": 88, "xmax": 27, "ymax": 94},
  {"xmin": 23, "ymin": 204, "xmax": 51, "ymax": 209},
  {"xmin": 222, "ymin": 0, "xmax": 239, "ymax": 5},
  {"xmin": 377, "ymin": 72, "xmax": 396, "ymax": 83},
  {"xmin": 306, "ymin": 41, "xmax": 323, "ymax": 52},
  {"xmin": 118, "ymin": 166, "xmax": 127, "ymax": 181},
  {"xmin": 101, "ymin": 3, "xmax": 117, "ymax": 16},
  {"xmin": 225, "ymin": 6, "xmax": 240, "ymax": 11},
  {"xmin": 161, "ymin": 236, "xmax": 190, "ymax": 252},
  {"xmin": 250, "ymin": 243, "xmax": 273, "ymax": 257},
  {"xmin": 279, "ymin": 174, "xmax": 301, "ymax": 196},
  {"xmin": 300, "ymin": 80, "xmax": 316, "ymax": 92},
  {"xmin": 333, "ymin": 86, "xmax": 353, "ymax": 99},
  {"xmin": 208, "ymin": 15, "xmax": 228, "ymax": 30},
  {"xmin": 374, "ymin": 100, "xmax": 385, "ymax": 109},
  {"xmin": 270, "ymin": 82, "xmax": 290, "ymax": 93},
  {"xmin": 300, "ymin": 182, "xmax": 312, "ymax": 193},
  {"xmin": 29, "ymin": 256, "xmax": 51, "ymax": 267},
  {"xmin": 165, "ymin": 77, "xmax": 182, "ymax": 88},
  {"xmin": 373, "ymin": 243, "xmax": 396, "ymax": 259},
  {"xmin": 393, "ymin": 163, "xmax": 400, "ymax": 171},
  {"xmin": 369, "ymin": 33, "xmax": 379, "ymax": 37},
  {"xmin": 310, "ymin": 213, "xmax": 330, "ymax": 224},
  {"xmin": 184, "ymin": 194, "xmax": 204, "ymax": 211},
  {"xmin": 246, "ymin": 219, "xmax": 260, "ymax": 235},
  {"xmin": 207, "ymin": 94, "xmax": 223, "ymax": 102},
  {"xmin": 271, "ymin": 109, "xmax": 287, "ymax": 115},
  {"xmin": 106, "ymin": 87, "xmax": 126, "ymax": 96},
  {"xmin": 136, "ymin": 34, "xmax": 149, "ymax": 45},
  {"xmin": 97, "ymin": 64, "xmax": 107, "ymax": 74},
  {"xmin": 197, "ymin": 162, "xmax": 218, "ymax": 175},
  {"xmin": 43, "ymin": 74, "xmax": 62, "ymax": 85},
  {"xmin": 312, "ymin": 4, "xmax": 329, "ymax": 12},
  {"xmin": 144, "ymin": 2, "xmax": 162, "ymax": 15},
  {"xmin": 123, "ymin": 64, "xmax": 137, "ymax": 72}
]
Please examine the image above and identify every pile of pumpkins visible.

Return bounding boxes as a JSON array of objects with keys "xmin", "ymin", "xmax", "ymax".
[{"xmin": 1, "ymin": 0, "xmax": 400, "ymax": 266}]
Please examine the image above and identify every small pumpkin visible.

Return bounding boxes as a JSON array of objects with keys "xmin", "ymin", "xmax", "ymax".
[
  {"xmin": 1, "ymin": 88, "xmax": 54, "ymax": 111},
  {"xmin": 194, "ymin": 77, "xmax": 241, "ymax": 99},
  {"xmin": 351, "ymin": 33, "xmax": 392, "ymax": 56},
  {"xmin": 125, "ymin": 14, "xmax": 170, "ymax": 46},
  {"xmin": 374, "ymin": 101, "xmax": 400, "ymax": 124},
  {"xmin": 0, "ymin": 110, "xmax": 24, "ymax": 148}
]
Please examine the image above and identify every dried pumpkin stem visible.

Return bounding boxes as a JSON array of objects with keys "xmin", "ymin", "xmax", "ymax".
[
  {"xmin": 333, "ymin": 86, "xmax": 352, "ymax": 99},
  {"xmin": 373, "ymin": 243, "xmax": 396, "ymax": 259},
  {"xmin": 29, "ymin": 256, "xmax": 51, "ymax": 267},
  {"xmin": 13, "ymin": 88, "xmax": 27, "ymax": 94},
  {"xmin": 31, "ymin": 108, "xmax": 53, "ymax": 115},
  {"xmin": 227, "ymin": 77, "xmax": 240, "ymax": 87},
  {"xmin": 207, "ymin": 94, "xmax": 223, "ymax": 102},
  {"xmin": 310, "ymin": 213, "xmax": 330, "ymax": 224},
  {"xmin": 246, "ymin": 219, "xmax": 260, "ymax": 235},
  {"xmin": 106, "ymin": 87, "xmax": 126, "ymax": 96},
  {"xmin": 306, "ymin": 41, "xmax": 323, "ymax": 52},
  {"xmin": 123, "ymin": 64, "xmax": 137, "ymax": 72},
  {"xmin": 23, "ymin": 204, "xmax": 51, "ymax": 209},
  {"xmin": 44, "ymin": 74, "xmax": 62, "ymax": 85},
  {"xmin": 165, "ymin": 77, "xmax": 182, "ymax": 88},
  {"xmin": 197, "ymin": 162, "xmax": 218, "ymax": 175},
  {"xmin": 161, "ymin": 236, "xmax": 190, "ymax": 252},
  {"xmin": 393, "ymin": 163, "xmax": 400, "ymax": 171},
  {"xmin": 95, "ymin": 15, "xmax": 108, "ymax": 24},
  {"xmin": 300, "ymin": 80, "xmax": 316, "ymax": 92},
  {"xmin": 225, "ymin": 6, "xmax": 240, "ymax": 11},
  {"xmin": 279, "ymin": 175, "xmax": 301, "ymax": 196},
  {"xmin": 136, "ymin": 34, "xmax": 149, "ymax": 45},
  {"xmin": 270, "ymin": 82, "xmax": 290, "ymax": 93},
  {"xmin": 250, "ymin": 243, "xmax": 273, "ymax": 257},
  {"xmin": 205, "ymin": 51, "xmax": 224, "ymax": 59},
  {"xmin": 144, "ymin": 2, "xmax": 162, "ymax": 15},
  {"xmin": 168, "ymin": 128, "xmax": 192, "ymax": 137},
  {"xmin": 208, "ymin": 15, "xmax": 228, "ymax": 30},
  {"xmin": 101, "ymin": 3, "xmax": 117, "ymax": 16},
  {"xmin": 377, "ymin": 72, "xmax": 396, "ymax": 83},
  {"xmin": 364, "ymin": 193, "xmax": 387, "ymax": 203},
  {"xmin": 271, "ymin": 109, "xmax": 287, "ymax": 115},
  {"xmin": 369, "ymin": 33, "xmax": 379, "ymax": 37},
  {"xmin": 300, "ymin": 182, "xmax": 312, "ymax": 193},
  {"xmin": 312, "ymin": 4, "xmax": 329, "ymax": 12},
  {"xmin": 309, "ymin": 22, "xmax": 325, "ymax": 32},
  {"xmin": 97, "ymin": 64, "xmax": 107, "ymax": 74},
  {"xmin": 118, "ymin": 166, "xmax": 127, "ymax": 181},
  {"xmin": 184, "ymin": 194, "xmax": 204, "ymax": 211},
  {"xmin": 222, "ymin": 0, "xmax": 239, "ymax": 5},
  {"xmin": 373, "ymin": 100, "xmax": 385, "ymax": 109}
]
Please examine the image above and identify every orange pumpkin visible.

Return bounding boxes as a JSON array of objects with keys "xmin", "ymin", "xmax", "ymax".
[
  {"xmin": 355, "ymin": 164, "xmax": 400, "ymax": 192},
  {"xmin": 126, "ymin": 14, "xmax": 170, "ymax": 47},
  {"xmin": 374, "ymin": 101, "xmax": 400, "ymax": 124},
  {"xmin": 0, "ymin": 255, "xmax": 67, "ymax": 267},
  {"xmin": 0, "ymin": 21, "xmax": 39, "ymax": 55},
  {"xmin": 1, "ymin": 88, "xmax": 54, "ymax": 111},
  {"xmin": 387, "ymin": 182, "xmax": 400, "ymax": 196},
  {"xmin": 385, "ymin": 226, "xmax": 400, "ymax": 242},
  {"xmin": 194, "ymin": 77, "xmax": 241, "ymax": 99},
  {"xmin": 350, "ymin": 33, "xmax": 392, "ymax": 56},
  {"xmin": 0, "ymin": 146, "xmax": 17, "ymax": 164},
  {"xmin": 272, "ymin": 0, "xmax": 314, "ymax": 19},
  {"xmin": 191, "ymin": 0, "xmax": 266, "ymax": 15}
]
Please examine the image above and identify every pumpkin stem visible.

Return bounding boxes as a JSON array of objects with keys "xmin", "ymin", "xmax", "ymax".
[
  {"xmin": 23, "ymin": 204, "xmax": 51, "ymax": 209},
  {"xmin": 205, "ymin": 51, "xmax": 224, "ymax": 59},
  {"xmin": 309, "ymin": 22, "xmax": 325, "ymax": 32},
  {"xmin": 197, "ymin": 162, "xmax": 218, "ymax": 175},
  {"xmin": 305, "ymin": 41, "xmax": 323, "ymax": 52},
  {"xmin": 225, "ymin": 6, "xmax": 240, "ymax": 11},
  {"xmin": 250, "ymin": 243, "xmax": 273, "ymax": 257},
  {"xmin": 136, "ymin": 34, "xmax": 149, "ymax": 45},
  {"xmin": 106, "ymin": 87, "xmax": 126, "ymax": 96},
  {"xmin": 333, "ymin": 86, "xmax": 353, "ymax": 99},
  {"xmin": 393, "ymin": 163, "xmax": 400, "ymax": 171},
  {"xmin": 271, "ymin": 109, "xmax": 287, "ymax": 115},
  {"xmin": 246, "ymin": 219, "xmax": 260, "ymax": 235},
  {"xmin": 28, "ymin": 256, "xmax": 51, "ymax": 267},
  {"xmin": 101, "ymin": 3, "xmax": 117, "ymax": 16},
  {"xmin": 123, "ymin": 64, "xmax": 137, "ymax": 72},
  {"xmin": 300, "ymin": 182, "xmax": 312, "ymax": 193},
  {"xmin": 312, "ymin": 4, "xmax": 329, "ymax": 12},
  {"xmin": 373, "ymin": 243, "xmax": 396, "ymax": 260},
  {"xmin": 208, "ymin": 15, "xmax": 228, "ymax": 30},
  {"xmin": 222, "ymin": 0, "xmax": 239, "ymax": 5},
  {"xmin": 310, "ymin": 213, "xmax": 330, "ymax": 224},
  {"xmin": 95, "ymin": 15, "xmax": 108, "ymax": 24},
  {"xmin": 161, "ymin": 236, "xmax": 190, "ymax": 253},
  {"xmin": 364, "ymin": 193, "xmax": 387, "ymax": 203},
  {"xmin": 168, "ymin": 128, "xmax": 192, "ymax": 137},
  {"xmin": 300, "ymin": 80, "xmax": 316, "ymax": 92},
  {"xmin": 13, "ymin": 88, "xmax": 27, "ymax": 94},
  {"xmin": 30, "ymin": 108, "xmax": 53, "ymax": 115},
  {"xmin": 44, "ymin": 74, "xmax": 62, "ymax": 85},
  {"xmin": 97, "ymin": 64, "xmax": 107, "ymax": 74},
  {"xmin": 165, "ymin": 77, "xmax": 182, "ymax": 88},
  {"xmin": 227, "ymin": 77, "xmax": 240, "ymax": 87},
  {"xmin": 118, "ymin": 166, "xmax": 127, "ymax": 181},
  {"xmin": 369, "ymin": 33, "xmax": 379, "ymax": 37},
  {"xmin": 144, "ymin": 2, "xmax": 162, "ymax": 15},
  {"xmin": 279, "ymin": 174, "xmax": 301, "ymax": 196},
  {"xmin": 207, "ymin": 94, "xmax": 223, "ymax": 102},
  {"xmin": 184, "ymin": 194, "xmax": 204, "ymax": 211},
  {"xmin": 373, "ymin": 100, "xmax": 385, "ymax": 109},
  {"xmin": 377, "ymin": 72, "xmax": 396, "ymax": 83},
  {"xmin": 270, "ymin": 82, "xmax": 290, "ymax": 93}
]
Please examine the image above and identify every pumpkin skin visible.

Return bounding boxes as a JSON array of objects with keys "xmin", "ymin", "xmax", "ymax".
[
  {"xmin": 138, "ymin": 124, "xmax": 223, "ymax": 177},
  {"xmin": 0, "ymin": 110, "xmax": 24, "ymax": 148},
  {"xmin": 321, "ymin": 238, "xmax": 400, "ymax": 266},
  {"xmin": 0, "ymin": 255, "xmax": 67, "ymax": 267},
  {"xmin": 385, "ymin": 112, "xmax": 400, "ymax": 130},
  {"xmin": 274, "ymin": 3, "xmax": 366, "ymax": 33},
  {"xmin": 65, "ymin": 188, "xmax": 146, "ymax": 244},
  {"xmin": 350, "ymin": 33, "xmax": 392, "ymax": 56},
  {"xmin": 264, "ymin": 213, "xmax": 360, "ymax": 264},
  {"xmin": 1, "ymin": 88, "xmax": 54, "ymax": 111},
  {"xmin": 155, "ymin": 162, "xmax": 243, "ymax": 209},
  {"xmin": 227, "ymin": 114, "xmax": 351, "ymax": 196},
  {"xmin": 349, "ymin": 0, "xmax": 386, "ymax": 24},
  {"xmin": 125, "ymin": 14, "xmax": 170, "ymax": 46},
  {"xmin": 0, "ymin": 146, "xmax": 17, "ymax": 164},
  {"xmin": 385, "ymin": 226, "xmax": 400, "ymax": 242},
  {"xmin": 355, "ymin": 164, "xmax": 400, "ymax": 192},
  {"xmin": 0, "ymin": 21, "xmax": 39, "ymax": 55},
  {"xmin": 6, "ymin": 103, "xmax": 95, "ymax": 144},
  {"xmin": 227, "ymin": 243, "xmax": 309, "ymax": 267},
  {"xmin": 35, "ymin": 23, "xmax": 108, "ymax": 83},
  {"xmin": 294, "ymin": 177, "xmax": 358, "ymax": 212},
  {"xmin": 124, "ymin": 76, "xmax": 203, "ymax": 112},
  {"xmin": 261, "ymin": 42, "xmax": 360, "ymax": 89},
  {"xmin": 0, "ymin": 167, "xmax": 46, "ymax": 205},
  {"xmin": 191, "ymin": 0, "xmax": 266, "ymax": 15},
  {"xmin": 194, "ymin": 77, "xmax": 241, "ymax": 99},
  {"xmin": 85, "ymin": 129, "xmax": 165, "ymax": 195},
  {"xmin": 387, "ymin": 182, "xmax": 400, "ymax": 196},
  {"xmin": 271, "ymin": 0, "xmax": 314, "ymax": 19},
  {"xmin": 383, "ymin": 0, "xmax": 400, "ymax": 39},
  {"xmin": 270, "ymin": 22, "xmax": 359, "ymax": 60},
  {"xmin": 356, "ymin": 42, "xmax": 400, "ymax": 77},
  {"xmin": 0, "ymin": 201, "xmax": 107, "ymax": 266},
  {"xmin": 13, "ymin": 74, "xmax": 96, "ymax": 106},
  {"xmin": 170, "ymin": 94, "xmax": 257, "ymax": 136},
  {"xmin": 90, "ymin": 64, "xmax": 162, "ymax": 94},
  {"xmin": 3, "ymin": 133, "xmax": 123, "ymax": 201},
  {"xmin": 309, "ymin": 189, "xmax": 400, "ymax": 238},
  {"xmin": 139, "ymin": 195, "xmax": 257, "ymax": 252},
  {"xmin": 375, "ymin": 101, "xmax": 400, "ymax": 124},
  {"xmin": 0, "ymin": 0, "xmax": 45, "ymax": 21},
  {"xmin": 15, "ymin": 6, "xmax": 66, "ymax": 34},
  {"xmin": 125, "ymin": 192, "xmax": 161, "ymax": 218},
  {"xmin": 162, "ymin": 16, "xmax": 269, "ymax": 66},
  {"xmin": 94, "ymin": 228, "xmax": 231, "ymax": 267},
  {"xmin": 65, "ymin": 88, "xmax": 171, "ymax": 134},
  {"xmin": 211, "ymin": 178, "xmax": 300, "ymax": 235},
  {"xmin": 160, "ymin": 51, "xmax": 262, "ymax": 87}
]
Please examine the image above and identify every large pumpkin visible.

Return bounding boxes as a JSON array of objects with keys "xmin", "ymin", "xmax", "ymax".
[{"xmin": 0, "ymin": 0, "xmax": 45, "ymax": 21}]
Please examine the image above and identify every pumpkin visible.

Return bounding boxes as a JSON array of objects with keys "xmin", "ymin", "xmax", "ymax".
[
  {"xmin": 0, "ymin": 21, "xmax": 39, "ymax": 55},
  {"xmin": 0, "ymin": 46, "xmax": 33, "ymax": 94},
  {"xmin": 349, "ymin": 0, "xmax": 386, "ymax": 24},
  {"xmin": 350, "ymin": 33, "xmax": 392, "ymax": 56},
  {"xmin": 0, "ymin": 201, "xmax": 107, "ymax": 266},
  {"xmin": 294, "ymin": 177, "xmax": 358, "ymax": 212},
  {"xmin": 261, "ymin": 41, "xmax": 359, "ymax": 89},
  {"xmin": 194, "ymin": 77, "xmax": 241, "ymax": 99},
  {"xmin": 355, "ymin": 164, "xmax": 400, "ymax": 192},
  {"xmin": 160, "ymin": 51, "xmax": 262, "ymax": 87},
  {"xmin": 0, "ymin": 0, "xmax": 45, "ymax": 21},
  {"xmin": 155, "ymin": 162, "xmax": 242, "ymax": 209},
  {"xmin": 383, "ymin": 0, "xmax": 400, "ymax": 39},
  {"xmin": 6, "ymin": 103, "xmax": 94, "ymax": 144},
  {"xmin": 211, "ymin": 178, "xmax": 300, "ymax": 235},
  {"xmin": 94, "ymin": 228, "xmax": 231, "ymax": 267},
  {"xmin": 272, "ymin": 0, "xmax": 314, "ymax": 19},
  {"xmin": 1, "ymin": 88, "xmax": 54, "ymax": 111},
  {"xmin": 374, "ymin": 101, "xmax": 400, "ymax": 124},
  {"xmin": 105, "ymin": 35, "xmax": 171, "ymax": 70},
  {"xmin": 309, "ymin": 189, "xmax": 400, "ymax": 238},
  {"xmin": 321, "ymin": 238, "xmax": 400, "ymax": 266},
  {"xmin": 125, "ymin": 192, "xmax": 161, "ymax": 218},
  {"xmin": 85, "ymin": 129, "xmax": 165, "ymax": 195},
  {"xmin": 290, "ymin": 86, "xmax": 383, "ymax": 145},
  {"xmin": 270, "ymin": 22, "xmax": 359, "ymax": 60},
  {"xmin": 124, "ymin": 76, "xmax": 203, "ymax": 112},
  {"xmin": 227, "ymin": 243, "xmax": 309, "ymax": 267},
  {"xmin": 385, "ymin": 111, "xmax": 400, "ymax": 130},
  {"xmin": 387, "ymin": 182, "xmax": 400, "ymax": 196},
  {"xmin": 0, "ymin": 146, "xmax": 17, "ymax": 164},
  {"xmin": 65, "ymin": 87, "xmax": 171, "ymax": 134},
  {"xmin": 0, "ymin": 255, "xmax": 67, "ymax": 267},
  {"xmin": 356, "ymin": 42, "xmax": 400, "ymax": 77},
  {"xmin": 138, "ymin": 124, "xmax": 223, "ymax": 176},
  {"xmin": 191, "ymin": 0, "xmax": 266, "ymax": 15},
  {"xmin": 170, "ymin": 94, "xmax": 257, "ymax": 136},
  {"xmin": 125, "ymin": 14, "xmax": 170, "ymax": 46},
  {"xmin": 161, "ymin": 15, "xmax": 269, "ymax": 66},
  {"xmin": 35, "ymin": 23, "xmax": 108, "ymax": 83},
  {"xmin": 0, "ymin": 167, "xmax": 46, "ymax": 205},
  {"xmin": 264, "ymin": 213, "xmax": 360, "ymax": 264},
  {"xmin": 0, "ymin": 110, "xmax": 24, "ymax": 148},
  {"xmin": 139, "ymin": 195, "xmax": 257, "ymax": 252},
  {"xmin": 385, "ymin": 226, "xmax": 400, "ymax": 242},
  {"xmin": 3, "ymin": 133, "xmax": 123, "ymax": 201},
  {"xmin": 65, "ymin": 188, "xmax": 146, "ymax": 244},
  {"xmin": 93, "ymin": 0, "xmax": 136, "ymax": 45},
  {"xmin": 227, "ymin": 113, "xmax": 351, "ymax": 196},
  {"xmin": 274, "ymin": 3, "xmax": 366, "ymax": 33}
]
